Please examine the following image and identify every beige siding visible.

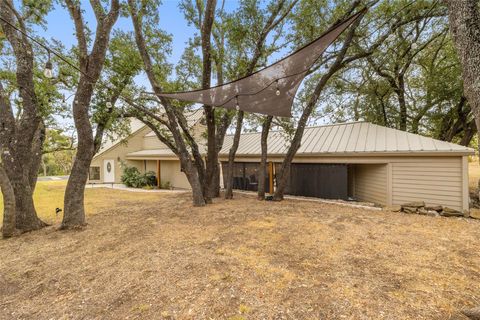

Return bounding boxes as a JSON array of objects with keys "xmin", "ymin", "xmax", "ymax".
[
  {"xmin": 391, "ymin": 157, "xmax": 463, "ymax": 211},
  {"xmin": 160, "ymin": 160, "xmax": 190, "ymax": 189},
  {"xmin": 145, "ymin": 160, "xmax": 157, "ymax": 173},
  {"xmin": 354, "ymin": 164, "xmax": 388, "ymax": 205},
  {"xmin": 143, "ymin": 136, "xmax": 168, "ymax": 150},
  {"xmin": 89, "ymin": 126, "xmax": 151, "ymax": 183}
]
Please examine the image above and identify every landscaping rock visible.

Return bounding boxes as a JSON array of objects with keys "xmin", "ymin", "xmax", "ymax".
[
  {"xmin": 441, "ymin": 207, "xmax": 464, "ymax": 217},
  {"xmin": 418, "ymin": 208, "xmax": 428, "ymax": 215},
  {"xmin": 425, "ymin": 205, "xmax": 443, "ymax": 212},
  {"xmin": 402, "ymin": 206, "xmax": 418, "ymax": 214},
  {"xmin": 426, "ymin": 210, "xmax": 440, "ymax": 217},
  {"xmin": 402, "ymin": 201, "xmax": 425, "ymax": 208},
  {"xmin": 462, "ymin": 306, "xmax": 480, "ymax": 320},
  {"xmin": 470, "ymin": 210, "xmax": 480, "ymax": 220},
  {"xmin": 385, "ymin": 205, "xmax": 402, "ymax": 212}
]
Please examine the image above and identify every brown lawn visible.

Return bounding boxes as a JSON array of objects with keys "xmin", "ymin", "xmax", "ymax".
[{"xmin": 1, "ymin": 188, "xmax": 480, "ymax": 320}]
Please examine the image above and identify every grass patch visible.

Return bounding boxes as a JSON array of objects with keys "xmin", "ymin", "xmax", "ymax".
[{"xmin": 0, "ymin": 180, "xmax": 163, "ymax": 226}]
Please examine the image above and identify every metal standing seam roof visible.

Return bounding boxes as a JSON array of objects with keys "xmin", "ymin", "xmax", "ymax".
[{"xmin": 220, "ymin": 122, "xmax": 475, "ymax": 156}]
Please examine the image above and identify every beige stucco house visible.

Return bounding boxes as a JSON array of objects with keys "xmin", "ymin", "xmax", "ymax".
[{"xmin": 90, "ymin": 111, "xmax": 474, "ymax": 212}]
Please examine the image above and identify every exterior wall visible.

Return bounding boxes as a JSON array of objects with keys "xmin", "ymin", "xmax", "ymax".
[
  {"xmin": 222, "ymin": 155, "xmax": 468, "ymax": 211},
  {"xmin": 145, "ymin": 160, "xmax": 157, "ymax": 173},
  {"xmin": 93, "ymin": 128, "xmax": 468, "ymax": 211},
  {"xmin": 160, "ymin": 160, "xmax": 190, "ymax": 189},
  {"xmin": 142, "ymin": 123, "xmax": 206, "ymax": 150},
  {"xmin": 143, "ymin": 136, "xmax": 168, "ymax": 150},
  {"xmin": 353, "ymin": 164, "xmax": 388, "ymax": 205},
  {"xmin": 390, "ymin": 156, "xmax": 464, "ymax": 211},
  {"xmin": 89, "ymin": 126, "xmax": 151, "ymax": 183}
]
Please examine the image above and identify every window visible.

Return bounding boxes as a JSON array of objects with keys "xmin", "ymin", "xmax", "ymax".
[{"xmin": 89, "ymin": 166, "xmax": 100, "ymax": 180}]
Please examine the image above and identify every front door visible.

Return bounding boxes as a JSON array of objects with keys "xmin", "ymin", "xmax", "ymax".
[{"xmin": 103, "ymin": 159, "xmax": 115, "ymax": 183}]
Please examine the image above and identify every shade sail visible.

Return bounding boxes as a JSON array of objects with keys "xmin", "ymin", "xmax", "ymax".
[{"xmin": 158, "ymin": 9, "xmax": 365, "ymax": 117}]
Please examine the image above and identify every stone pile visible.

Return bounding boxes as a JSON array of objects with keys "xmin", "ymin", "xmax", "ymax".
[{"xmin": 388, "ymin": 201, "xmax": 470, "ymax": 218}]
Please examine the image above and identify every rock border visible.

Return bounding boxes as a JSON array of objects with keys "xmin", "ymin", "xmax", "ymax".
[{"xmin": 386, "ymin": 201, "xmax": 472, "ymax": 218}]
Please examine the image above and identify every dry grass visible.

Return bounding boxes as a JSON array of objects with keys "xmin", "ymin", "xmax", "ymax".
[
  {"xmin": 469, "ymin": 161, "xmax": 480, "ymax": 191},
  {"xmin": 1, "ymin": 188, "xmax": 479, "ymax": 319},
  {"xmin": 0, "ymin": 181, "xmax": 168, "ymax": 225}
]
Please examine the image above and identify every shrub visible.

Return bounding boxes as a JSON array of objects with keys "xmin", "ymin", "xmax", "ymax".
[
  {"xmin": 160, "ymin": 181, "xmax": 171, "ymax": 190},
  {"xmin": 121, "ymin": 164, "xmax": 157, "ymax": 188}
]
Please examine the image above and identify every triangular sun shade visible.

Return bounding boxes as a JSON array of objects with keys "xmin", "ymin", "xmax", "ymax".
[{"xmin": 158, "ymin": 9, "xmax": 365, "ymax": 117}]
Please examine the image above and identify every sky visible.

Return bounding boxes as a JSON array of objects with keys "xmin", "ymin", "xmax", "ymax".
[
  {"xmin": 26, "ymin": 0, "xmax": 299, "ymax": 131},
  {"xmin": 37, "ymin": 1, "xmax": 240, "ymax": 73}
]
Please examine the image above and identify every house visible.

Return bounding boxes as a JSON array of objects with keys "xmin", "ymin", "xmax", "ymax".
[{"xmin": 89, "ymin": 112, "xmax": 474, "ymax": 212}]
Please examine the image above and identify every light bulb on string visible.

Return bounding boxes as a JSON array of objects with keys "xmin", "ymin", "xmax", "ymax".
[
  {"xmin": 44, "ymin": 50, "xmax": 53, "ymax": 78},
  {"xmin": 106, "ymin": 101, "xmax": 113, "ymax": 112},
  {"xmin": 275, "ymin": 80, "xmax": 281, "ymax": 96},
  {"xmin": 235, "ymin": 96, "xmax": 240, "ymax": 111}
]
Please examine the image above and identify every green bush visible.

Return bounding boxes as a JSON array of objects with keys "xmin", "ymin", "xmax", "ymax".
[
  {"xmin": 121, "ymin": 165, "xmax": 157, "ymax": 188},
  {"xmin": 160, "ymin": 181, "xmax": 171, "ymax": 190}
]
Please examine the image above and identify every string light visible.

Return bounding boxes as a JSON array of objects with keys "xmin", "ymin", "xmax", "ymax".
[
  {"xmin": 43, "ymin": 50, "xmax": 53, "ymax": 78},
  {"xmin": 235, "ymin": 96, "xmax": 240, "ymax": 111},
  {"xmin": 275, "ymin": 80, "xmax": 280, "ymax": 96},
  {"xmin": 106, "ymin": 101, "xmax": 113, "ymax": 111}
]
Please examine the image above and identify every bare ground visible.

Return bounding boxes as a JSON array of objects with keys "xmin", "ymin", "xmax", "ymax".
[{"xmin": 1, "ymin": 190, "xmax": 480, "ymax": 320}]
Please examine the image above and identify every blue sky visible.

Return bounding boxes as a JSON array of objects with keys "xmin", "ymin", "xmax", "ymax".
[{"xmin": 37, "ymin": 1, "xmax": 239, "ymax": 69}]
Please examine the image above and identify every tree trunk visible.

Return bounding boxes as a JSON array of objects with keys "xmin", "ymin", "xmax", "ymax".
[
  {"xmin": 445, "ymin": 0, "xmax": 480, "ymax": 195},
  {"xmin": 62, "ymin": 82, "xmax": 95, "ymax": 229},
  {"xmin": 201, "ymin": 0, "xmax": 218, "ymax": 202},
  {"xmin": 0, "ymin": 3, "xmax": 46, "ymax": 233},
  {"xmin": 257, "ymin": 116, "xmax": 273, "ymax": 200},
  {"xmin": 224, "ymin": 111, "xmax": 244, "ymax": 199},
  {"xmin": 396, "ymin": 76, "xmax": 408, "ymax": 131},
  {"xmin": 62, "ymin": 0, "xmax": 120, "ymax": 228},
  {"xmin": 204, "ymin": 107, "xmax": 217, "ymax": 202},
  {"xmin": 460, "ymin": 120, "xmax": 477, "ymax": 146},
  {"xmin": 181, "ymin": 161, "xmax": 206, "ymax": 206},
  {"xmin": 9, "ymin": 171, "xmax": 45, "ymax": 231},
  {"xmin": 62, "ymin": 145, "xmax": 93, "ymax": 228},
  {"xmin": 0, "ymin": 165, "xmax": 16, "ymax": 238},
  {"xmin": 29, "ymin": 122, "xmax": 46, "ymax": 192}
]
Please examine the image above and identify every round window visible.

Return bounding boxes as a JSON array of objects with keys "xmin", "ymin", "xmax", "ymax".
[{"xmin": 107, "ymin": 162, "xmax": 112, "ymax": 173}]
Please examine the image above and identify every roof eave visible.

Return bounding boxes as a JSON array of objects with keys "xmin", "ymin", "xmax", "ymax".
[{"xmin": 219, "ymin": 150, "xmax": 475, "ymax": 158}]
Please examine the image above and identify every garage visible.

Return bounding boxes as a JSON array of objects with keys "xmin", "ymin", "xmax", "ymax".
[{"xmin": 220, "ymin": 122, "xmax": 474, "ymax": 212}]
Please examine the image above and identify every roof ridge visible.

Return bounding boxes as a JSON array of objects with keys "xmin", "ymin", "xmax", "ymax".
[{"xmin": 228, "ymin": 121, "xmax": 368, "ymax": 136}]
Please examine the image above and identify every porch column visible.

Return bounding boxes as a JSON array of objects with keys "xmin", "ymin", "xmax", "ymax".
[
  {"xmin": 156, "ymin": 160, "xmax": 161, "ymax": 188},
  {"xmin": 268, "ymin": 162, "xmax": 274, "ymax": 194}
]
